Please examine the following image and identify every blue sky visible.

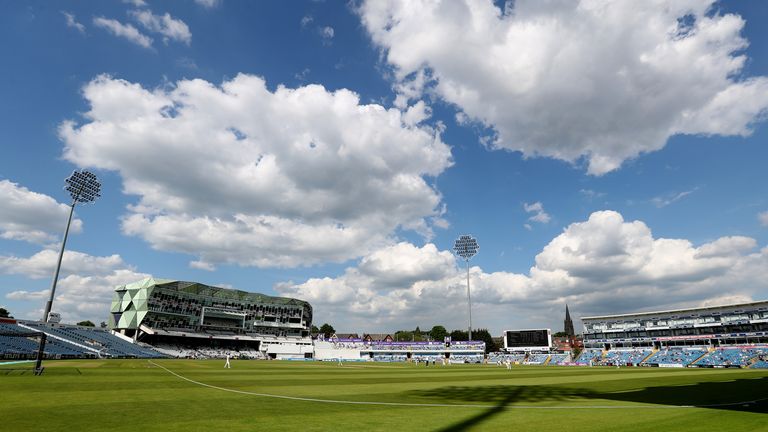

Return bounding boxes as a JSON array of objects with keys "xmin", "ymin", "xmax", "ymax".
[{"xmin": 1, "ymin": 0, "xmax": 767, "ymax": 334}]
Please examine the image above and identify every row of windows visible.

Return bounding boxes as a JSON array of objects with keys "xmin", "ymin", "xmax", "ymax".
[
  {"xmin": 137, "ymin": 314, "xmax": 308, "ymax": 337},
  {"xmin": 585, "ymin": 310, "xmax": 768, "ymax": 333},
  {"xmin": 585, "ymin": 322, "xmax": 768, "ymax": 340},
  {"xmin": 146, "ymin": 289, "xmax": 309, "ymax": 327},
  {"xmin": 151, "ymin": 291, "xmax": 305, "ymax": 315}
]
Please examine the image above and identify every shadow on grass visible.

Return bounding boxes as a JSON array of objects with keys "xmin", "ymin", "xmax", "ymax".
[
  {"xmin": 412, "ymin": 377, "xmax": 768, "ymax": 431},
  {"xmin": 432, "ymin": 387, "xmax": 523, "ymax": 432},
  {"xmin": 1, "ymin": 367, "xmax": 83, "ymax": 376},
  {"xmin": 605, "ymin": 377, "xmax": 768, "ymax": 413}
]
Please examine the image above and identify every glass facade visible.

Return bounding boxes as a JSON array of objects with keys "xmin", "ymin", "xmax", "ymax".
[{"xmin": 109, "ymin": 278, "xmax": 312, "ymax": 339}]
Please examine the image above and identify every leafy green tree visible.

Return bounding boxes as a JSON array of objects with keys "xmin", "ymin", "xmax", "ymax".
[
  {"xmin": 319, "ymin": 323, "xmax": 335, "ymax": 338},
  {"xmin": 553, "ymin": 331, "xmax": 567, "ymax": 337},
  {"xmin": 572, "ymin": 347, "xmax": 583, "ymax": 359},
  {"xmin": 311, "ymin": 325, "xmax": 320, "ymax": 334},
  {"xmin": 77, "ymin": 320, "xmax": 95, "ymax": 327},
  {"xmin": 429, "ymin": 325, "xmax": 448, "ymax": 342},
  {"xmin": 0, "ymin": 307, "xmax": 12, "ymax": 318},
  {"xmin": 450, "ymin": 329, "xmax": 468, "ymax": 341},
  {"xmin": 472, "ymin": 328, "xmax": 498, "ymax": 353},
  {"xmin": 394, "ymin": 330, "xmax": 413, "ymax": 341}
]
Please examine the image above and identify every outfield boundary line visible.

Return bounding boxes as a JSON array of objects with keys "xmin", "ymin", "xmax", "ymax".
[{"xmin": 148, "ymin": 361, "xmax": 767, "ymax": 410}]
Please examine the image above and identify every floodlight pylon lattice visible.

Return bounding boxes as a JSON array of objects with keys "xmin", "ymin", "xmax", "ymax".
[
  {"xmin": 453, "ymin": 235, "xmax": 479, "ymax": 342},
  {"xmin": 36, "ymin": 170, "xmax": 101, "ymax": 374}
]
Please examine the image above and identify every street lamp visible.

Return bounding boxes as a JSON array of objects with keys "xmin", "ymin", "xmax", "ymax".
[
  {"xmin": 35, "ymin": 170, "xmax": 101, "ymax": 374},
  {"xmin": 453, "ymin": 234, "xmax": 479, "ymax": 341}
]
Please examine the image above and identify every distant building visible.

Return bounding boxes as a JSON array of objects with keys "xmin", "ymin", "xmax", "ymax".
[
  {"xmin": 363, "ymin": 333, "xmax": 393, "ymax": 342},
  {"xmin": 564, "ymin": 304, "xmax": 575, "ymax": 337},
  {"xmin": 332, "ymin": 333, "xmax": 360, "ymax": 340},
  {"xmin": 552, "ymin": 336, "xmax": 583, "ymax": 352}
]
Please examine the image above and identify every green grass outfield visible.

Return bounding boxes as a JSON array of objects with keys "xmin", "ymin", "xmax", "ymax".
[{"xmin": 1, "ymin": 359, "xmax": 766, "ymax": 432}]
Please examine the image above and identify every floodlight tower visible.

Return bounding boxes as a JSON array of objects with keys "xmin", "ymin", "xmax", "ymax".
[
  {"xmin": 35, "ymin": 170, "xmax": 101, "ymax": 374},
  {"xmin": 42, "ymin": 170, "xmax": 102, "ymax": 322},
  {"xmin": 453, "ymin": 235, "xmax": 479, "ymax": 341}
]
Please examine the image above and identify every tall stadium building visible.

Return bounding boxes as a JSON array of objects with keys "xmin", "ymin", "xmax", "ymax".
[
  {"xmin": 109, "ymin": 278, "xmax": 314, "ymax": 358},
  {"xmin": 581, "ymin": 300, "xmax": 768, "ymax": 349}
]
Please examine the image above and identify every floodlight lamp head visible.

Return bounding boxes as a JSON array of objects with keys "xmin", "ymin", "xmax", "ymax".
[
  {"xmin": 65, "ymin": 170, "xmax": 101, "ymax": 205},
  {"xmin": 453, "ymin": 234, "xmax": 479, "ymax": 261}
]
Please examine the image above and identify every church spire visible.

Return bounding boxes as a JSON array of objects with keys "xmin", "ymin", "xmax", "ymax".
[{"xmin": 564, "ymin": 304, "xmax": 575, "ymax": 337}]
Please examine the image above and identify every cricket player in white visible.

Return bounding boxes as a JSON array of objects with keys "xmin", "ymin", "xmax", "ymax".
[{"xmin": 225, "ymin": 353, "xmax": 231, "ymax": 368}]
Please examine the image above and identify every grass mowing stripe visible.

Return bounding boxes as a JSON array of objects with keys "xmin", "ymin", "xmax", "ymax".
[
  {"xmin": 149, "ymin": 360, "xmax": 745, "ymax": 410},
  {"xmin": 149, "ymin": 360, "xmax": 494, "ymax": 408},
  {"xmin": 4, "ymin": 360, "xmax": 767, "ymax": 432}
]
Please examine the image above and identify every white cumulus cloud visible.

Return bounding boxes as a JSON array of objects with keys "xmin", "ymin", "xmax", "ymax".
[
  {"xmin": 0, "ymin": 249, "xmax": 125, "ymax": 280},
  {"xmin": 0, "ymin": 180, "xmax": 83, "ymax": 244},
  {"xmin": 59, "ymin": 74, "xmax": 452, "ymax": 268},
  {"xmin": 278, "ymin": 211, "xmax": 768, "ymax": 333},
  {"xmin": 358, "ymin": 0, "xmax": 768, "ymax": 175},
  {"xmin": 3, "ymin": 249, "xmax": 149, "ymax": 324}
]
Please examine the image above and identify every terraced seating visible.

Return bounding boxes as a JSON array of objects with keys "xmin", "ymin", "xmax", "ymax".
[
  {"xmin": 694, "ymin": 347, "xmax": 768, "ymax": 367},
  {"xmin": 604, "ymin": 349, "xmax": 651, "ymax": 365},
  {"xmin": 488, "ymin": 353, "xmax": 526, "ymax": 364},
  {"xmin": 1, "ymin": 322, "xmax": 91, "ymax": 358},
  {"xmin": 575, "ymin": 349, "xmax": 602, "ymax": 365},
  {"xmin": 486, "ymin": 353, "xmax": 504, "ymax": 363},
  {"xmin": 509, "ymin": 353, "xmax": 527, "ymax": 363},
  {"xmin": 372, "ymin": 354, "xmax": 407, "ymax": 362},
  {"xmin": 0, "ymin": 322, "xmax": 25, "ymax": 333},
  {"xmin": 642, "ymin": 348, "xmax": 706, "ymax": 366},
  {"xmin": 547, "ymin": 353, "xmax": 569, "ymax": 365},
  {"xmin": 21, "ymin": 322, "xmax": 164, "ymax": 358},
  {"xmin": 526, "ymin": 353, "xmax": 550, "ymax": 364},
  {"xmin": 412, "ymin": 354, "xmax": 441, "ymax": 363},
  {"xmin": 450, "ymin": 354, "xmax": 483, "ymax": 363},
  {"xmin": 152, "ymin": 344, "xmax": 190, "ymax": 358},
  {"xmin": 1, "ymin": 334, "xmax": 40, "ymax": 354},
  {"xmin": 238, "ymin": 349, "xmax": 265, "ymax": 359}
]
